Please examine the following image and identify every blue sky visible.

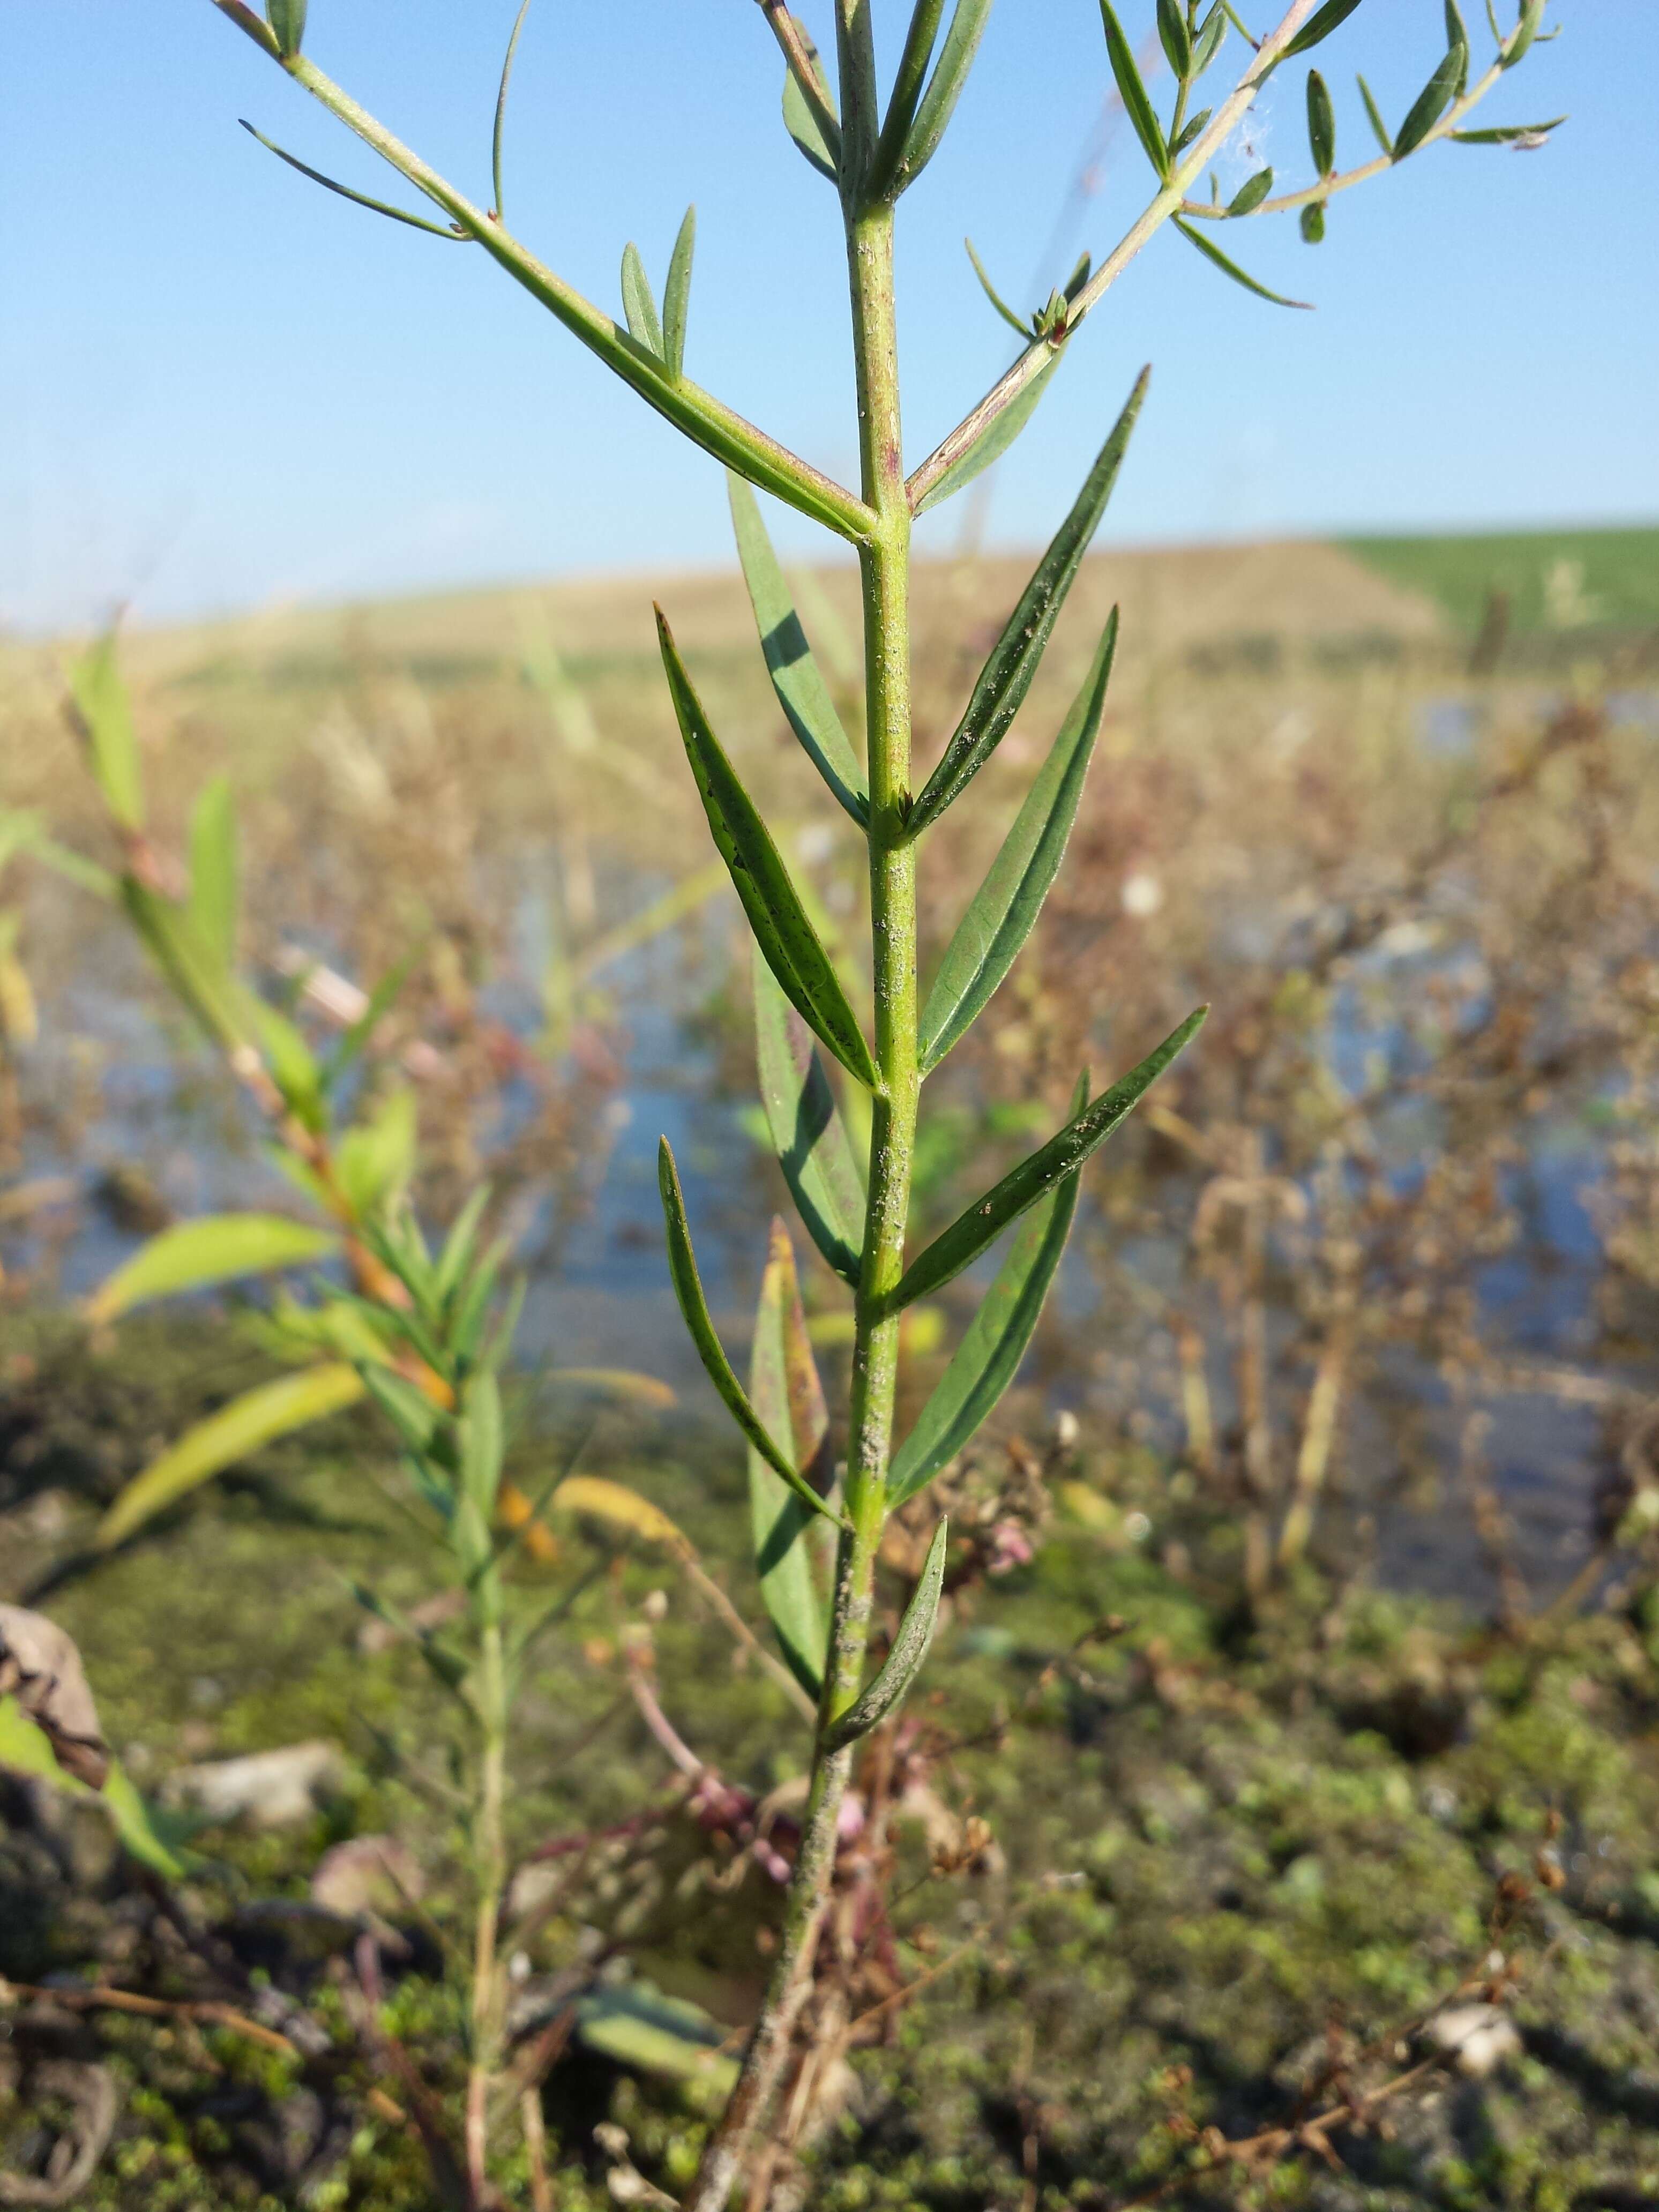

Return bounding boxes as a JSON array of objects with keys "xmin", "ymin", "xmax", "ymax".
[{"xmin": 2, "ymin": 2, "xmax": 1651, "ymax": 631}]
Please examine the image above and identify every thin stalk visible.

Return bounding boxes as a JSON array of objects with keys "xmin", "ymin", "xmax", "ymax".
[
  {"xmin": 682, "ymin": 179, "xmax": 915, "ymax": 2212},
  {"xmin": 466, "ymin": 1613, "xmax": 509, "ymax": 2202}
]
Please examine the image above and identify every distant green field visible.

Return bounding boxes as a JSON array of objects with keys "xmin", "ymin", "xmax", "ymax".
[{"xmin": 1345, "ymin": 524, "xmax": 1659, "ymax": 635}]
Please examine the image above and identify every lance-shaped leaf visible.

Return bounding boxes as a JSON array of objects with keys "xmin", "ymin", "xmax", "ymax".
[
  {"xmin": 1282, "ymin": 0, "xmax": 1364, "ymax": 55},
  {"xmin": 822, "ymin": 1519, "xmax": 949, "ymax": 1750},
  {"xmin": 658, "ymin": 1139, "xmax": 845, "ymax": 1530},
  {"xmin": 620, "ymin": 242, "xmax": 664, "ymax": 361},
  {"xmin": 1100, "ymin": 2, "xmax": 1168, "ymax": 178},
  {"xmin": 921, "ymin": 615, "xmax": 1116, "ymax": 1075},
  {"xmin": 1504, "ymin": 0, "xmax": 1544, "ymax": 68},
  {"xmin": 888, "ymin": 1079, "xmax": 1085, "ymax": 1507},
  {"xmin": 492, "ymin": 0, "xmax": 533, "ymax": 222},
  {"xmin": 866, "ymin": 0, "xmax": 948, "ymax": 199},
  {"xmin": 888, "ymin": 0, "xmax": 995, "ymax": 192},
  {"xmin": 87, "ymin": 1212, "xmax": 341, "ymax": 1324},
  {"xmin": 241, "ymin": 122, "xmax": 468, "ymax": 240},
  {"xmin": 95, "ymin": 1363, "xmax": 365, "ymax": 1550},
  {"xmin": 755, "ymin": 950, "xmax": 865, "ymax": 1286},
  {"xmin": 1227, "ymin": 166, "xmax": 1274, "ymax": 215},
  {"xmin": 1301, "ymin": 201, "xmax": 1327, "ymax": 243},
  {"xmin": 781, "ymin": 19, "xmax": 841, "ymax": 181},
  {"xmin": 68, "ymin": 635, "xmax": 144, "ymax": 833},
  {"xmin": 460, "ymin": 1371, "xmax": 505, "ymax": 1520},
  {"xmin": 1156, "ymin": 0, "xmax": 1192, "ymax": 80},
  {"xmin": 656, "ymin": 610, "xmax": 877, "ymax": 1089},
  {"xmin": 121, "ymin": 881, "xmax": 250, "ymax": 1054},
  {"xmin": 1357, "ymin": 74, "xmax": 1394, "ymax": 155},
  {"xmin": 891, "ymin": 1008, "xmax": 1207, "ymax": 1309},
  {"xmin": 1394, "ymin": 40, "xmax": 1467, "ymax": 159},
  {"xmin": 1191, "ymin": 2, "xmax": 1227, "ymax": 74},
  {"xmin": 965, "ymin": 238, "xmax": 1033, "ymax": 339},
  {"xmin": 186, "ymin": 778, "xmax": 238, "ymax": 974},
  {"xmin": 727, "ymin": 477, "xmax": 868, "ymax": 827},
  {"xmin": 1174, "ymin": 218, "xmax": 1311, "ymax": 309},
  {"xmin": 1450, "ymin": 115, "xmax": 1566, "ymax": 144},
  {"xmin": 266, "ymin": 0, "xmax": 306, "ymax": 57},
  {"xmin": 749, "ymin": 1221, "xmax": 836, "ymax": 1700},
  {"xmin": 911, "ymin": 371, "xmax": 1146, "ymax": 833},
  {"xmin": 911, "ymin": 343, "xmax": 1064, "ymax": 518},
  {"xmin": 1445, "ymin": 0, "xmax": 1470, "ymax": 93},
  {"xmin": 1306, "ymin": 69, "xmax": 1335, "ymax": 175},
  {"xmin": 662, "ymin": 206, "xmax": 696, "ymax": 379}
]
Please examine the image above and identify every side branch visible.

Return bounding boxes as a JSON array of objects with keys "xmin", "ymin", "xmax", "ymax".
[
  {"xmin": 905, "ymin": 0, "xmax": 1320, "ymax": 512},
  {"xmin": 274, "ymin": 50, "xmax": 874, "ymax": 543}
]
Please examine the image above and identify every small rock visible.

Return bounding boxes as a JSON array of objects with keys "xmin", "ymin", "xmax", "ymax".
[
  {"xmin": 168, "ymin": 1741, "xmax": 345, "ymax": 1828},
  {"xmin": 1426, "ymin": 2003, "xmax": 1520, "ymax": 2076},
  {"xmin": 310, "ymin": 1834, "xmax": 423, "ymax": 1919}
]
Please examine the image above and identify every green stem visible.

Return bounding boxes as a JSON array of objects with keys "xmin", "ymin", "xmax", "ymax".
[
  {"xmin": 681, "ymin": 188, "xmax": 915, "ymax": 2212},
  {"xmin": 466, "ymin": 1613, "xmax": 508, "ymax": 2200}
]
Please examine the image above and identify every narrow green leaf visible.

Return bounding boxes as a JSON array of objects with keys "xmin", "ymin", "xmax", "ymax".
[
  {"xmin": 186, "ymin": 778, "xmax": 238, "ymax": 975},
  {"xmin": 1172, "ymin": 106, "xmax": 1214, "ymax": 155},
  {"xmin": 1100, "ymin": 2, "xmax": 1169, "ymax": 178},
  {"xmin": 460, "ymin": 1371, "xmax": 504, "ymax": 1519},
  {"xmin": 95, "ymin": 1363, "xmax": 364, "ymax": 1549},
  {"xmin": 1174, "ymin": 216, "xmax": 1312, "ymax": 309},
  {"xmin": 240, "ymin": 122, "xmax": 467, "ymax": 240},
  {"xmin": 1157, "ymin": 0, "xmax": 1193, "ymax": 78},
  {"xmin": 656, "ymin": 610, "xmax": 877, "ymax": 1089},
  {"xmin": 120, "ymin": 881, "xmax": 250, "ymax": 1055},
  {"xmin": 1356, "ymin": 73, "xmax": 1394, "ymax": 155},
  {"xmin": 69, "ymin": 635, "xmax": 144, "ymax": 833},
  {"xmin": 1301, "ymin": 200, "xmax": 1327, "ymax": 242},
  {"xmin": 892, "ymin": 1008, "xmax": 1207, "ymax": 1309},
  {"xmin": 1306, "ymin": 69, "xmax": 1335, "ymax": 175},
  {"xmin": 266, "ymin": 0, "xmax": 305, "ymax": 57},
  {"xmin": 726, "ymin": 477, "xmax": 868, "ymax": 826},
  {"xmin": 754, "ymin": 950, "xmax": 865, "ymax": 1287},
  {"xmin": 911, "ymin": 372, "xmax": 1146, "ymax": 832},
  {"xmin": 620, "ymin": 242, "xmax": 664, "ymax": 361},
  {"xmin": 1445, "ymin": 0, "xmax": 1470, "ymax": 93},
  {"xmin": 888, "ymin": 1079, "xmax": 1085, "ymax": 1507},
  {"xmin": 657, "ymin": 1140, "xmax": 845, "ymax": 1531},
  {"xmin": 434, "ymin": 1185, "xmax": 494, "ymax": 1310},
  {"xmin": 921, "ymin": 615, "xmax": 1116, "ymax": 1074},
  {"xmin": 248, "ymin": 996, "xmax": 326, "ymax": 1130},
  {"xmin": 1504, "ymin": 0, "xmax": 1544, "ymax": 68},
  {"xmin": 87, "ymin": 1213, "xmax": 341, "ymax": 1325},
  {"xmin": 360, "ymin": 1364, "xmax": 444, "ymax": 1461},
  {"xmin": 321, "ymin": 945, "xmax": 421, "ymax": 1092},
  {"xmin": 492, "ymin": 0, "xmax": 533, "ymax": 222},
  {"xmin": 965, "ymin": 238, "xmax": 1033, "ymax": 338},
  {"xmin": 334, "ymin": 1087, "xmax": 419, "ymax": 1217},
  {"xmin": 1450, "ymin": 114, "xmax": 1566, "ymax": 143},
  {"xmin": 0, "ymin": 1705, "xmax": 191, "ymax": 1879},
  {"xmin": 1227, "ymin": 166, "xmax": 1274, "ymax": 215},
  {"xmin": 867, "ymin": 0, "xmax": 949, "ymax": 199},
  {"xmin": 822, "ymin": 1519, "xmax": 949, "ymax": 1750},
  {"xmin": 1394, "ymin": 42, "xmax": 1467, "ymax": 158},
  {"xmin": 892, "ymin": 0, "xmax": 995, "ymax": 191},
  {"xmin": 1191, "ymin": 1, "xmax": 1227, "ymax": 73},
  {"xmin": 780, "ymin": 19, "xmax": 842, "ymax": 181},
  {"xmin": 911, "ymin": 345, "xmax": 1063, "ymax": 518},
  {"xmin": 749, "ymin": 1221, "xmax": 835, "ymax": 1700},
  {"xmin": 348, "ymin": 1582, "xmax": 469, "ymax": 1692},
  {"xmin": 1282, "ymin": 0, "xmax": 1364, "ymax": 56},
  {"xmin": 662, "ymin": 205, "xmax": 696, "ymax": 380}
]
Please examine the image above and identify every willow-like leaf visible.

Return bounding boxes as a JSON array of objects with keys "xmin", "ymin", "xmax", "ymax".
[
  {"xmin": 1156, "ymin": 0, "xmax": 1192, "ymax": 80},
  {"xmin": 121, "ymin": 882, "xmax": 249, "ymax": 1056},
  {"xmin": 1306, "ymin": 70, "xmax": 1335, "ymax": 174},
  {"xmin": 891, "ymin": 0, "xmax": 995, "ymax": 192},
  {"xmin": 240, "ymin": 122, "xmax": 466, "ymax": 238},
  {"xmin": 186, "ymin": 778, "xmax": 238, "ymax": 974},
  {"xmin": 267, "ymin": 0, "xmax": 305, "ymax": 58},
  {"xmin": 1301, "ymin": 201, "xmax": 1327, "ymax": 242},
  {"xmin": 749, "ymin": 1221, "xmax": 836, "ymax": 1700},
  {"xmin": 921, "ymin": 615, "xmax": 1116, "ymax": 1074},
  {"xmin": 888, "ymin": 1078, "xmax": 1085, "ymax": 1507},
  {"xmin": 1227, "ymin": 166, "xmax": 1274, "ymax": 214},
  {"xmin": 492, "ymin": 0, "xmax": 533, "ymax": 221},
  {"xmin": 1282, "ymin": 0, "xmax": 1364, "ymax": 55},
  {"xmin": 621, "ymin": 242, "xmax": 664, "ymax": 360},
  {"xmin": 658, "ymin": 1139, "xmax": 846, "ymax": 1530},
  {"xmin": 1504, "ymin": 0, "xmax": 1544, "ymax": 68},
  {"xmin": 1191, "ymin": 1, "xmax": 1227, "ymax": 73},
  {"xmin": 726, "ymin": 477, "xmax": 868, "ymax": 825},
  {"xmin": 964, "ymin": 238, "xmax": 1032, "ymax": 337},
  {"xmin": 1357, "ymin": 74, "xmax": 1394, "ymax": 155},
  {"xmin": 1445, "ymin": 0, "xmax": 1470, "ymax": 93},
  {"xmin": 911, "ymin": 371, "xmax": 1146, "ymax": 831},
  {"xmin": 911, "ymin": 343, "xmax": 1064, "ymax": 518},
  {"xmin": 822, "ymin": 1519, "xmax": 949, "ymax": 1750},
  {"xmin": 663, "ymin": 206, "xmax": 696, "ymax": 379},
  {"xmin": 1100, "ymin": 2, "xmax": 1168, "ymax": 178},
  {"xmin": 1174, "ymin": 218, "xmax": 1312, "ymax": 309},
  {"xmin": 1450, "ymin": 115, "xmax": 1565, "ymax": 143},
  {"xmin": 781, "ymin": 20, "xmax": 841, "ymax": 181},
  {"xmin": 867, "ymin": 0, "xmax": 949, "ymax": 199},
  {"xmin": 656, "ymin": 610, "xmax": 877, "ymax": 1088},
  {"xmin": 68, "ymin": 636, "xmax": 143, "ymax": 833},
  {"xmin": 1394, "ymin": 41, "xmax": 1467, "ymax": 158},
  {"xmin": 755, "ymin": 951, "xmax": 865, "ymax": 1286},
  {"xmin": 891, "ymin": 1008, "xmax": 1207, "ymax": 1309},
  {"xmin": 87, "ymin": 1213, "xmax": 341, "ymax": 1324}
]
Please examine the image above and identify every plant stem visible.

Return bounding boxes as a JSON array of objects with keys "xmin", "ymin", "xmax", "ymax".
[
  {"xmin": 681, "ymin": 182, "xmax": 916, "ymax": 2212},
  {"xmin": 466, "ymin": 1615, "xmax": 509, "ymax": 2201}
]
